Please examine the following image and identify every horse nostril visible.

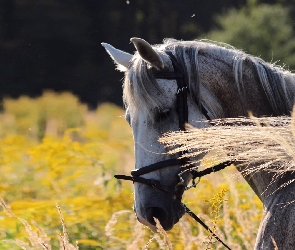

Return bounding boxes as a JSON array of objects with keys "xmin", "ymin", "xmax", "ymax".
[{"xmin": 146, "ymin": 207, "xmax": 167, "ymax": 225}]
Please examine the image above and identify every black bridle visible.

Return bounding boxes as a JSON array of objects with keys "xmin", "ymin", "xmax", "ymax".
[{"xmin": 115, "ymin": 51, "xmax": 232, "ymax": 249}]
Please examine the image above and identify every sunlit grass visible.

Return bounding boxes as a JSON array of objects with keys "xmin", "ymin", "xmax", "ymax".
[{"xmin": 0, "ymin": 92, "xmax": 262, "ymax": 249}]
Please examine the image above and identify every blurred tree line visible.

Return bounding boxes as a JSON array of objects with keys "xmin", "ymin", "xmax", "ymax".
[{"xmin": 0, "ymin": 0, "xmax": 294, "ymax": 107}]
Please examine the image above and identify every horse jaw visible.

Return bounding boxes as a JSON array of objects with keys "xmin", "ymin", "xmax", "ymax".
[
  {"xmin": 130, "ymin": 37, "xmax": 164, "ymax": 70},
  {"xmin": 101, "ymin": 43, "xmax": 132, "ymax": 71}
]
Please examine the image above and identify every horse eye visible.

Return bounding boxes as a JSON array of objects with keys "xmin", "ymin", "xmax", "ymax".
[
  {"xmin": 125, "ymin": 112, "xmax": 131, "ymax": 126},
  {"xmin": 155, "ymin": 109, "xmax": 171, "ymax": 122}
]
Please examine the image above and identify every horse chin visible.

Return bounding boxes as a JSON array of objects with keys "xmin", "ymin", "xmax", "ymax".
[
  {"xmin": 137, "ymin": 217, "xmax": 158, "ymax": 232},
  {"xmin": 137, "ymin": 213, "xmax": 182, "ymax": 232},
  {"xmin": 135, "ymin": 197, "xmax": 186, "ymax": 231}
]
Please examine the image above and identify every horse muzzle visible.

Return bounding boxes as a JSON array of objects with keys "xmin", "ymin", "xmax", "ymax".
[{"xmin": 134, "ymin": 187, "xmax": 186, "ymax": 231}]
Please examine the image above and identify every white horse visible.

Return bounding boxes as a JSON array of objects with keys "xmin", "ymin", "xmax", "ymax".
[{"xmin": 102, "ymin": 38, "xmax": 295, "ymax": 249}]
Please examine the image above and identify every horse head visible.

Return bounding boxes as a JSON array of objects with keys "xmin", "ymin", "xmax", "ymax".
[
  {"xmin": 103, "ymin": 37, "xmax": 295, "ymax": 249},
  {"xmin": 102, "ymin": 38, "xmax": 209, "ymax": 231}
]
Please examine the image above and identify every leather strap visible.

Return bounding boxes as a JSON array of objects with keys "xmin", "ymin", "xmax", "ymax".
[{"xmin": 131, "ymin": 159, "xmax": 186, "ymax": 177}]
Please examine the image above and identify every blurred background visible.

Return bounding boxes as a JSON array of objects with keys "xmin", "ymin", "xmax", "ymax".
[
  {"xmin": 0, "ymin": 0, "xmax": 294, "ymax": 108},
  {"xmin": 1, "ymin": 1, "xmax": 294, "ymax": 248}
]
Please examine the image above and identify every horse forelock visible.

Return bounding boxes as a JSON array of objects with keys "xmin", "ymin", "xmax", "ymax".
[
  {"xmin": 123, "ymin": 53, "xmax": 167, "ymax": 118},
  {"xmin": 123, "ymin": 41, "xmax": 204, "ymax": 118}
]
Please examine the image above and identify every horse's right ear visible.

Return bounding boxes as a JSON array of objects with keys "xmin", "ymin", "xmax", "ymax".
[
  {"xmin": 130, "ymin": 37, "xmax": 164, "ymax": 70},
  {"xmin": 101, "ymin": 43, "xmax": 132, "ymax": 72}
]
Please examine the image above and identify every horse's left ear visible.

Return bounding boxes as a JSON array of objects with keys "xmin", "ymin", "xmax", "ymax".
[
  {"xmin": 101, "ymin": 43, "xmax": 132, "ymax": 72},
  {"xmin": 131, "ymin": 37, "xmax": 164, "ymax": 70}
]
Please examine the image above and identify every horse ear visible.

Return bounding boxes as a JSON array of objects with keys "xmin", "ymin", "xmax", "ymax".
[
  {"xmin": 130, "ymin": 37, "xmax": 164, "ymax": 70},
  {"xmin": 101, "ymin": 43, "xmax": 132, "ymax": 71}
]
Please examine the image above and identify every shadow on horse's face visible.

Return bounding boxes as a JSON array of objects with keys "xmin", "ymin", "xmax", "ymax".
[
  {"xmin": 103, "ymin": 38, "xmax": 208, "ymax": 231},
  {"xmin": 126, "ymin": 80, "xmax": 183, "ymax": 231},
  {"xmin": 131, "ymin": 120, "xmax": 188, "ymax": 230},
  {"xmin": 127, "ymin": 79, "xmax": 205, "ymax": 230}
]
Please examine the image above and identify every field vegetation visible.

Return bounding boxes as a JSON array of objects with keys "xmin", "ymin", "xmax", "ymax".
[{"xmin": 0, "ymin": 92, "xmax": 262, "ymax": 249}]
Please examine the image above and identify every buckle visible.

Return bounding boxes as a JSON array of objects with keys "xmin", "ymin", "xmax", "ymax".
[
  {"xmin": 185, "ymin": 177, "xmax": 201, "ymax": 190},
  {"xmin": 177, "ymin": 169, "xmax": 201, "ymax": 190}
]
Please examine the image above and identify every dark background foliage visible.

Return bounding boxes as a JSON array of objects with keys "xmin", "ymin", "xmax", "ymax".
[{"xmin": 0, "ymin": 0, "xmax": 294, "ymax": 107}]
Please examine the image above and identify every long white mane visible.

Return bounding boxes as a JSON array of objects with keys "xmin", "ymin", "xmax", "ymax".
[{"xmin": 123, "ymin": 39, "xmax": 294, "ymax": 117}]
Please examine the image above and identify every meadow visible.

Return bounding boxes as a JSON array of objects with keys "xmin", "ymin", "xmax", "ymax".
[{"xmin": 0, "ymin": 92, "xmax": 262, "ymax": 249}]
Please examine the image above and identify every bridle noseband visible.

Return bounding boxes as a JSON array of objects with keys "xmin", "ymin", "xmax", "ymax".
[{"xmin": 115, "ymin": 51, "xmax": 232, "ymax": 249}]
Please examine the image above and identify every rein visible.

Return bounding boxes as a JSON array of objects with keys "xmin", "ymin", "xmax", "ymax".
[{"xmin": 115, "ymin": 51, "xmax": 232, "ymax": 249}]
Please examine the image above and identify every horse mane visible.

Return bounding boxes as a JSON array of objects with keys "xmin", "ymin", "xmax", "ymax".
[{"xmin": 123, "ymin": 39, "xmax": 295, "ymax": 117}]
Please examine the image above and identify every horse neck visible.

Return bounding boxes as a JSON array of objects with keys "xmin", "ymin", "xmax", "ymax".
[
  {"xmin": 201, "ymin": 56, "xmax": 295, "ymax": 203},
  {"xmin": 248, "ymin": 76, "xmax": 295, "ymax": 204},
  {"xmin": 233, "ymin": 65, "xmax": 295, "ymax": 203}
]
